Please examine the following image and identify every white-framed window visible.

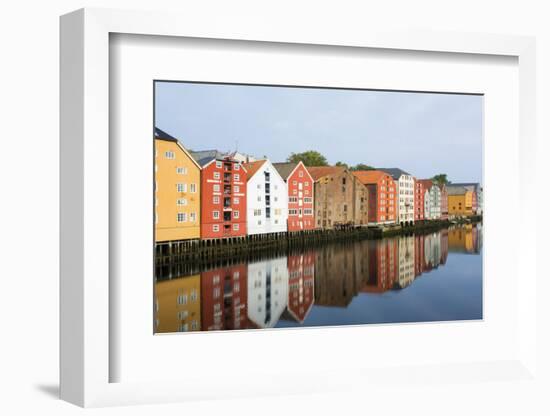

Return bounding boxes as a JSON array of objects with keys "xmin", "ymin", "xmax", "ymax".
[
  {"xmin": 293, "ymin": 180, "xmax": 297, "ymax": 185},
  {"xmin": 304, "ymin": 181, "xmax": 309, "ymax": 186},
  {"xmin": 289, "ymin": 196, "xmax": 298, "ymax": 203},
  {"xmin": 233, "ymin": 197, "xmax": 239, "ymax": 204},
  {"xmin": 177, "ymin": 198, "xmax": 187, "ymax": 206},
  {"xmin": 289, "ymin": 209, "xmax": 298, "ymax": 215},
  {"xmin": 190, "ymin": 183, "xmax": 197, "ymax": 193},
  {"xmin": 215, "ymin": 161, "xmax": 222, "ymax": 168},
  {"xmin": 234, "ymin": 185, "xmax": 240, "ymax": 193},
  {"xmin": 189, "ymin": 212, "xmax": 197, "ymax": 222},
  {"xmin": 254, "ymin": 209, "xmax": 261, "ymax": 216},
  {"xmin": 234, "ymin": 211, "xmax": 240, "ymax": 219},
  {"xmin": 234, "ymin": 164, "xmax": 240, "ymax": 170},
  {"xmin": 213, "ymin": 211, "xmax": 220, "ymax": 219},
  {"xmin": 299, "ymin": 171, "xmax": 303, "ymax": 177},
  {"xmin": 176, "ymin": 167, "xmax": 188, "ymax": 175},
  {"xmin": 213, "ymin": 224, "xmax": 220, "ymax": 232},
  {"xmin": 233, "ymin": 224, "xmax": 239, "ymax": 231},
  {"xmin": 213, "ymin": 184, "xmax": 220, "ymax": 192},
  {"xmin": 257, "ymin": 196, "xmax": 261, "ymax": 201},
  {"xmin": 177, "ymin": 213, "xmax": 187, "ymax": 222},
  {"xmin": 213, "ymin": 172, "xmax": 220, "ymax": 180},
  {"xmin": 213, "ymin": 196, "xmax": 220, "ymax": 204},
  {"xmin": 304, "ymin": 208, "xmax": 313, "ymax": 215},
  {"xmin": 177, "ymin": 183, "xmax": 187, "ymax": 192},
  {"xmin": 177, "ymin": 294, "xmax": 188, "ymax": 305},
  {"xmin": 234, "ymin": 174, "xmax": 240, "ymax": 181},
  {"xmin": 165, "ymin": 150, "xmax": 175, "ymax": 159},
  {"xmin": 304, "ymin": 197, "xmax": 312, "ymax": 203}
]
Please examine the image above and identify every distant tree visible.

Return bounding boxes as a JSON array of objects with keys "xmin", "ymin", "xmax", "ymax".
[
  {"xmin": 350, "ymin": 163, "xmax": 375, "ymax": 171},
  {"xmin": 335, "ymin": 161, "xmax": 349, "ymax": 168},
  {"xmin": 432, "ymin": 174, "xmax": 451, "ymax": 186},
  {"xmin": 287, "ymin": 151, "xmax": 328, "ymax": 167}
]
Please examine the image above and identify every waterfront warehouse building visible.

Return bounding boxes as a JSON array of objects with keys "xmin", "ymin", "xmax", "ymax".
[
  {"xmin": 307, "ymin": 166, "xmax": 369, "ymax": 229},
  {"xmin": 154, "ymin": 128, "xmax": 201, "ymax": 242},
  {"xmin": 353, "ymin": 170, "xmax": 398, "ymax": 225},
  {"xmin": 379, "ymin": 168, "xmax": 416, "ymax": 225},
  {"xmin": 447, "ymin": 185, "xmax": 474, "ymax": 217},
  {"xmin": 414, "ymin": 179, "xmax": 426, "ymax": 221},
  {"xmin": 191, "ymin": 150, "xmax": 247, "ymax": 239},
  {"xmin": 155, "ymin": 274, "xmax": 201, "ymax": 333},
  {"xmin": 438, "ymin": 183, "xmax": 449, "ymax": 220},
  {"xmin": 272, "ymin": 161, "xmax": 315, "ymax": 231},
  {"xmin": 451, "ymin": 182, "xmax": 483, "ymax": 214},
  {"xmin": 243, "ymin": 159, "xmax": 288, "ymax": 235},
  {"xmin": 418, "ymin": 179, "xmax": 441, "ymax": 220}
]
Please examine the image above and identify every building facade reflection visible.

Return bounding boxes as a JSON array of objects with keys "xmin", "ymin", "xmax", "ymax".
[{"xmin": 155, "ymin": 224, "xmax": 480, "ymax": 333}]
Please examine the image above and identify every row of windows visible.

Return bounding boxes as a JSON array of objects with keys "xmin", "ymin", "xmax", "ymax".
[
  {"xmin": 177, "ymin": 212, "xmax": 197, "ymax": 223},
  {"xmin": 213, "ymin": 210, "xmax": 239, "ymax": 219},
  {"xmin": 213, "ymin": 172, "xmax": 241, "ymax": 181},
  {"xmin": 176, "ymin": 183, "xmax": 197, "ymax": 193},
  {"xmin": 289, "ymin": 208, "xmax": 314, "ymax": 216},
  {"xmin": 214, "ymin": 161, "xmax": 240, "ymax": 170},
  {"xmin": 212, "ymin": 223, "xmax": 240, "ymax": 232}
]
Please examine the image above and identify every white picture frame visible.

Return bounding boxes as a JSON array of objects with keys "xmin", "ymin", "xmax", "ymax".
[{"xmin": 60, "ymin": 8, "xmax": 538, "ymax": 408}]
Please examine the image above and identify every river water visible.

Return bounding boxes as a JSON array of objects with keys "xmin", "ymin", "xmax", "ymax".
[{"xmin": 154, "ymin": 223, "xmax": 483, "ymax": 333}]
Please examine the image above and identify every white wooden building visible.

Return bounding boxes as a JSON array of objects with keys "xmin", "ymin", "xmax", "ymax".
[{"xmin": 243, "ymin": 159, "xmax": 288, "ymax": 235}]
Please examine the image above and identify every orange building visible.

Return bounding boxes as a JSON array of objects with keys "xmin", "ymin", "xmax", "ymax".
[
  {"xmin": 155, "ymin": 275, "xmax": 201, "ymax": 333},
  {"xmin": 154, "ymin": 128, "xmax": 201, "ymax": 242},
  {"xmin": 353, "ymin": 170, "xmax": 398, "ymax": 225}
]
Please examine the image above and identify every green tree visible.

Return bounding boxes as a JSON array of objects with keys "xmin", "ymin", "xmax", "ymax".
[
  {"xmin": 350, "ymin": 163, "xmax": 375, "ymax": 171},
  {"xmin": 432, "ymin": 174, "xmax": 451, "ymax": 186},
  {"xmin": 287, "ymin": 151, "xmax": 328, "ymax": 167},
  {"xmin": 335, "ymin": 161, "xmax": 349, "ymax": 168}
]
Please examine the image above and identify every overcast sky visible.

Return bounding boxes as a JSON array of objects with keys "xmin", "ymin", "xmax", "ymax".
[{"xmin": 155, "ymin": 82, "xmax": 483, "ymax": 184}]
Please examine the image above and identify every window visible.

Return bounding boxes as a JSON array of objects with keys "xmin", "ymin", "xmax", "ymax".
[
  {"xmin": 304, "ymin": 208, "xmax": 313, "ymax": 215},
  {"xmin": 234, "ymin": 164, "xmax": 240, "ymax": 170},
  {"xmin": 189, "ymin": 212, "xmax": 196, "ymax": 222},
  {"xmin": 213, "ymin": 211, "xmax": 220, "ymax": 219},
  {"xmin": 215, "ymin": 161, "xmax": 222, "ymax": 168},
  {"xmin": 293, "ymin": 180, "xmax": 297, "ymax": 185},
  {"xmin": 233, "ymin": 197, "xmax": 240, "ymax": 204},
  {"xmin": 234, "ymin": 174, "xmax": 240, "ymax": 181},
  {"xmin": 234, "ymin": 211, "xmax": 239, "ymax": 219},
  {"xmin": 305, "ymin": 181, "xmax": 309, "ymax": 186},
  {"xmin": 177, "ymin": 198, "xmax": 187, "ymax": 206},
  {"xmin": 305, "ymin": 190, "xmax": 309, "ymax": 195},
  {"xmin": 233, "ymin": 224, "xmax": 239, "ymax": 231},
  {"xmin": 213, "ymin": 172, "xmax": 220, "ymax": 180},
  {"xmin": 213, "ymin": 196, "xmax": 220, "ymax": 204},
  {"xmin": 234, "ymin": 185, "xmax": 240, "ymax": 193},
  {"xmin": 289, "ymin": 209, "xmax": 298, "ymax": 215},
  {"xmin": 177, "ymin": 294, "xmax": 188, "ymax": 305},
  {"xmin": 176, "ymin": 167, "xmax": 188, "ymax": 175},
  {"xmin": 299, "ymin": 171, "xmax": 303, "ymax": 177},
  {"xmin": 165, "ymin": 150, "xmax": 175, "ymax": 159},
  {"xmin": 177, "ymin": 183, "xmax": 187, "ymax": 192},
  {"xmin": 177, "ymin": 213, "xmax": 187, "ymax": 222},
  {"xmin": 254, "ymin": 209, "xmax": 261, "ymax": 216},
  {"xmin": 190, "ymin": 183, "xmax": 197, "ymax": 193},
  {"xmin": 213, "ymin": 184, "xmax": 220, "ymax": 192},
  {"xmin": 289, "ymin": 197, "xmax": 298, "ymax": 203},
  {"xmin": 213, "ymin": 224, "xmax": 220, "ymax": 232}
]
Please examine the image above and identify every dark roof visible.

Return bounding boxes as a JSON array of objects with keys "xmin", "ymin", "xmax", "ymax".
[
  {"xmin": 447, "ymin": 186, "xmax": 468, "ymax": 196},
  {"xmin": 189, "ymin": 149, "xmax": 226, "ymax": 162},
  {"xmin": 451, "ymin": 182, "xmax": 482, "ymax": 191},
  {"xmin": 377, "ymin": 167, "xmax": 412, "ymax": 180},
  {"xmin": 307, "ymin": 166, "xmax": 346, "ymax": 181},
  {"xmin": 154, "ymin": 127, "xmax": 178, "ymax": 142},
  {"xmin": 272, "ymin": 162, "xmax": 299, "ymax": 180},
  {"xmin": 193, "ymin": 156, "xmax": 217, "ymax": 167}
]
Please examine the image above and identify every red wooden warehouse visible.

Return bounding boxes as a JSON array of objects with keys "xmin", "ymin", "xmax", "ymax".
[
  {"xmin": 272, "ymin": 161, "xmax": 315, "ymax": 232},
  {"xmin": 191, "ymin": 151, "xmax": 247, "ymax": 239}
]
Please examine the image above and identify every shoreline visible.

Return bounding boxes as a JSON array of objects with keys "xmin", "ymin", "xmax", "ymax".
[{"xmin": 155, "ymin": 216, "xmax": 482, "ymax": 268}]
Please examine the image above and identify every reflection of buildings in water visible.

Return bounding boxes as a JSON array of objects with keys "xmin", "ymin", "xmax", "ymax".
[
  {"xmin": 423, "ymin": 232, "xmax": 441, "ymax": 271},
  {"xmin": 396, "ymin": 235, "xmax": 415, "ymax": 289},
  {"xmin": 362, "ymin": 238, "xmax": 398, "ymax": 293},
  {"xmin": 201, "ymin": 264, "xmax": 248, "ymax": 331},
  {"xmin": 283, "ymin": 252, "xmax": 315, "ymax": 323},
  {"xmin": 414, "ymin": 234, "xmax": 425, "ymax": 277},
  {"xmin": 315, "ymin": 243, "xmax": 363, "ymax": 306},
  {"xmin": 247, "ymin": 258, "xmax": 289, "ymax": 328},
  {"xmin": 439, "ymin": 229, "xmax": 449, "ymax": 265},
  {"xmin": 155, "ymin": 274, "xmax": 201, "ymax": 333},
  {"xmin": 448, "ymin": 224, "xmax": 482, "ymax": 253}
]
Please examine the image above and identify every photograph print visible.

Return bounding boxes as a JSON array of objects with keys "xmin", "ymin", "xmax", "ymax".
[{"xmin": 153, "ymin": 81, "xmax": 483, "ymax": 334}]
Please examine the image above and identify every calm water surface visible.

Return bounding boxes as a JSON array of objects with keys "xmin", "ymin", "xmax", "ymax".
[{"xmin": 155, "ymin": 224, "xmax": 483, "ymax": 333}]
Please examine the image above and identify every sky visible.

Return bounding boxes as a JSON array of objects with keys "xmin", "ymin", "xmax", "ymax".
[{"xmin": 155, "ymin": 81, "xmax": 483, "ymax": 184}]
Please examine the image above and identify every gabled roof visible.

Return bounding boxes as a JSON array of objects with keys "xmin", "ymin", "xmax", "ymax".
[
  {"xmin": 378, "ymin": 167, "xmax": 412, "ymax": 180},
  {"xmin": 417, "ymin": 179, "xmax": 434, "ymax": 189},
  {"xmin": 307, "ymin": 166, "xmax": 346, "ymax": 181},
  {"xmin": 272, "ymin": 162, "xmax": 299, "ymax": 180},
  {"xmin": 154, "ymin": 127, "xmax": 178, "ymax": 142},
  {"xmin": 352, "ymin": 170, "xmax": 390, "ymax": 185},
  {"xmin": 154, "ymin": 127, "xmax": 201, "ymax": 170},
  {"xmin": 447, "ymin": 186, "xmax": 468, "ymax": 196},
  {"xmin": 242, "ymin": 160, "xmax": 267, "ymax": 180}
]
